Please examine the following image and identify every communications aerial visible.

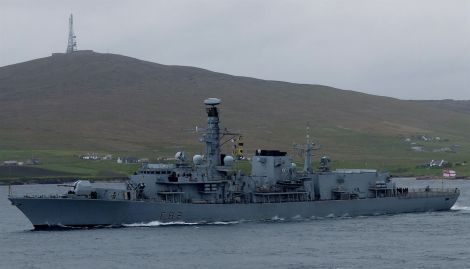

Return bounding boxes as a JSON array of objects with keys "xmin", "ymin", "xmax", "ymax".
[{"xmin": 66, "ymin": 14, "xmax": 77, "ymax": 53}]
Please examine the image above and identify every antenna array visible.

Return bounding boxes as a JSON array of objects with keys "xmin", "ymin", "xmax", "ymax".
[{"xmin": 66, "ymin": 14, "xmax": 77, "ymax": 53}]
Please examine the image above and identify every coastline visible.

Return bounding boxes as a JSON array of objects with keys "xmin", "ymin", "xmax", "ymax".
[{"xmin": 415, "ymin": 176, "xmax": 469, "ymax": 180}]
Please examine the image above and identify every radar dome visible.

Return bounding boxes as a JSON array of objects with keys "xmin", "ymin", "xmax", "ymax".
[
  {"xmin": 224, "ymin": 156, "xmax": 234, "ymax": 166},
  {"xmin": 193, "ymin": 155, "xmax": 203, "ymax": 165},
  {"xmin": 175, "ymin": 151, "xmax": 186, "ymax": 161},
  {"xmin": 204, "ymin": 98, "xmax": 221, "ymax": 106}
]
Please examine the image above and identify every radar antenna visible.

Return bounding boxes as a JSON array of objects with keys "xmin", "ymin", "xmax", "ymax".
[{"xmin": 66, "ymin": 14, "xmax": 77, "ymax": 53}]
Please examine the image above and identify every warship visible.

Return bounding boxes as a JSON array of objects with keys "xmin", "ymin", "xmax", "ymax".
[{"xmin": 9, "ymin": 98, "xmax": 460, "ymax": 229}]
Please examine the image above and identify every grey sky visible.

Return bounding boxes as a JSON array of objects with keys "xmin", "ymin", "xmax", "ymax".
[{"xmin": 1, "ymin": 0, "xmax": 469, "ymax": 99}]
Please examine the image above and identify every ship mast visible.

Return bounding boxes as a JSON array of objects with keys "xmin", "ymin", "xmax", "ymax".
[
  {"xmin": 293, "ymin": 126, "xmax": 315, "ymax": 173},
  {"xmin": 304, "ymin": 129, "xmax": 313, "ymax": 173},
  {"xmin": 203, "ymin": 98, "xmax": 222, "ymax": 179}
]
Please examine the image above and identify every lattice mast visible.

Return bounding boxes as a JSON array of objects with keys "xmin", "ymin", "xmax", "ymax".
[
  {"xmin": 293, "ymin": 126, "xmax": 315, "ymax": 173},
  {"xmin": 66, "ymin": 14, "xmax": 77, "ymax": 53}
]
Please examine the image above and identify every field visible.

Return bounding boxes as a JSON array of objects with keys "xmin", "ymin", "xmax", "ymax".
[
  {"xmin": 1, "ymin": 128, "xmax": 469, "ymax": 183},
  {"xmin": 0, "ymin": 150, "xmax": 139, "ymax": 182}
]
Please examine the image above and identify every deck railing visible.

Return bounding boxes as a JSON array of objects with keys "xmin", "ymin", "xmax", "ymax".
[{"xmin": 13, "ymin": 194, "xmax": 67, "ymax": 199}]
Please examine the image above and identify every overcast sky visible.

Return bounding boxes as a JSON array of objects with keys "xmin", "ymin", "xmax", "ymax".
[{"xmin": 1, "ymin": 0, "xmax": 469, "ymax": 100}]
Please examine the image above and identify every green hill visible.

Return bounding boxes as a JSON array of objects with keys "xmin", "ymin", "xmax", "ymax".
[{"xmin": 1, "ymin": 51, "xmax": 469, "ymax": 179}]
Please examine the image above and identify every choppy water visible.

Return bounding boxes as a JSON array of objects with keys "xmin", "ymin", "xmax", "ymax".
[{"xmin": 1, "ymin": 179, "xmax": 469, "ymax": 269}]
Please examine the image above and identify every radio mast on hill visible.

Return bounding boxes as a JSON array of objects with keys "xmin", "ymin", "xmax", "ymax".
[{"xmin": 66, "ymin": 14, "xmax": 77, "ymax": 53}]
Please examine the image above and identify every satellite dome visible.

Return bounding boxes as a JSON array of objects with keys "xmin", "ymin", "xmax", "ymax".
[
  {"xmin": 223, "ymin": 156, "xmax": 234, "ymax": 166},
  {"xmin": 204, "ymin": 98, "xmax": 221, "ymax": 106},
  {"xmin": 193, "ymin": 155, "xmax": 203, "ymax": 165},
  {"xmin": 175, "ymin": 151, "xmax": 186, "ymax": 162}
]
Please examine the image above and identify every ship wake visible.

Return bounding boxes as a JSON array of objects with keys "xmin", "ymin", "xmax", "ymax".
[{"xmin": 122, "ymin": 220, "xmax": 240, "ymax": 227}]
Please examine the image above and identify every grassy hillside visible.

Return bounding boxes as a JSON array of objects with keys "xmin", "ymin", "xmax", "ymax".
[{"xmin": 1, "ymin": 51, "xmax": 469, "ymax": 179}]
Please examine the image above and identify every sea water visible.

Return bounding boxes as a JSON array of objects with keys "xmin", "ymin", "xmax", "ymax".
[{"xmin": 1, "ymin": 179, "xmax": 469, "ymax": 269}]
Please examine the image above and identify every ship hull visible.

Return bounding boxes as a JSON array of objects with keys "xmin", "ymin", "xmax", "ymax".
[{"xmin": 9, "ymin": 193, "xmax": 459, "ymax": 229}]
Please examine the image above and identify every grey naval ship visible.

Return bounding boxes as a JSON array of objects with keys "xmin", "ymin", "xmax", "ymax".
[{"xmin": 9, "ymin": 98, "xmax": 460, "ymax": 229}]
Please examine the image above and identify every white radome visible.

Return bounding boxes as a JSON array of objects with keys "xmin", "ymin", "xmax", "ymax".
[
  {"xmin": 224, "ymin": 155, "xmax": 234, "ymax": 166},
  {"xmin": 193, "ymin": 155, "xmax": 203, "ymax": 165},
  {"xmin": 175, "ymin": 151, "xmax": 185, "ymax": 161},
  {"xmin": 204, "ymin": 98, "xmax": 221, "ymax": 105}
]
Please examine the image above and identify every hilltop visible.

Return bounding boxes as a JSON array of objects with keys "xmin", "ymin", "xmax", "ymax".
[{"xmin": 1, "ymin": 51, "xmax": 470, "ymax": 178}]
